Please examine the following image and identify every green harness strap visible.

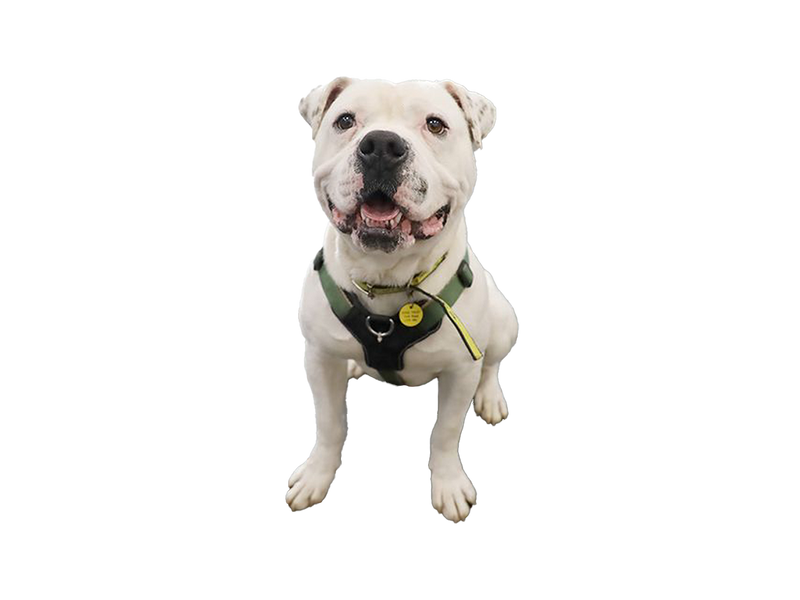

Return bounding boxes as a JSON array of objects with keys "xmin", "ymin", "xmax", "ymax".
[{"xmin": 314, "ymin": 249, "xmax": 480, "ymax": 386}]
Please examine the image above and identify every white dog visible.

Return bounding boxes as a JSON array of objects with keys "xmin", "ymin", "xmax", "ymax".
[{"xmin": 287, "ymin": 78, "xmax": 518, "ymax": 522}]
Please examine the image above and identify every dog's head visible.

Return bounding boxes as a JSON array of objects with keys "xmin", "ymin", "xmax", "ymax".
[{"xmin": 299, "ymin": 78, "xmax": 495, "ymax": 253}]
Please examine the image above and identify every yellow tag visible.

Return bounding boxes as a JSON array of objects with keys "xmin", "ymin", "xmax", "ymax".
[{"xmin": 399, "ymin": 303, "xmax": 424, "ymax": 327}]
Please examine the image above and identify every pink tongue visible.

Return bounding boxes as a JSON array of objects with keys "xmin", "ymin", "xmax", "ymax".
[{"xmin": 361, "ymin": 198, "xmax": 400, "ymax": 221}]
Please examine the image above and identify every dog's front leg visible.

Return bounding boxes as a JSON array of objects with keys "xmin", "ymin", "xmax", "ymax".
[
  {"xmin": 286, "ymin": 344, "xmax": 349, "ymax": 511},
  {"xmin": 429, "ymin": 365, "xmax": 482, "ymax": 522}
]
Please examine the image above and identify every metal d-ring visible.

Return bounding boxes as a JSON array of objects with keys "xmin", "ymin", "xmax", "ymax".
[{"xmin": 365, "ymin": 315, "xmax": 395, "ymax": 343}]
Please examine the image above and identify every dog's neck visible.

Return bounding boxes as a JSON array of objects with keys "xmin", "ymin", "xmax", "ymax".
[{"xmin": 323, "ymin": 214, "xmax": 468, "ymax": 302}]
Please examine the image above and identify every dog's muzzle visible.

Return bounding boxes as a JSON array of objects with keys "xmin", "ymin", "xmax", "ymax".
[{"xmin": 326, "ymin": 129, "xmax": 450, "ymax": 252}]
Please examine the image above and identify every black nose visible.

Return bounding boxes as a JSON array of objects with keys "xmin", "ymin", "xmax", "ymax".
[{"xmin": 358, "ymin": 130, "xmax": 408, "ymax": 171}]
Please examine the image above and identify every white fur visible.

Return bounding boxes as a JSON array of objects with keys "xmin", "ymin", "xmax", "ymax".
[{"xmin": 288, "ymin": 78, "xmax": 518, "ymax": 522}]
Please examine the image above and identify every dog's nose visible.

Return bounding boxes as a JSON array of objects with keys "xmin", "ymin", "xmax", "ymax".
[{"xmin": 358, "ymin": 130, "xmax": 408, "ymax": 170}]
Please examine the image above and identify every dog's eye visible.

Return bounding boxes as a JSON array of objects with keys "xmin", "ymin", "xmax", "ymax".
[
  {"xmin": 334, "ymin": 113, "xmax": 356, "ymax": 131},
  {"xmin": 426, "ymin": 116, "xmax": 448, "ymax": 135}
]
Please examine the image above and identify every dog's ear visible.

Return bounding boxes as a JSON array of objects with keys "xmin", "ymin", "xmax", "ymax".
[
  {"xmin": 442, "ymin": 81, "xmax": 496, "ymax": 150},
  {"xmin": 299, "ymin": 77, "xmax": 354, "ymax": 139}
]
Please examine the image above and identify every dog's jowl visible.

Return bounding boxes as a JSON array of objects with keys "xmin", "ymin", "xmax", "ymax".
[{"xmin": 287, "ymin": 78, "xmax": 518, "ymax": 523}]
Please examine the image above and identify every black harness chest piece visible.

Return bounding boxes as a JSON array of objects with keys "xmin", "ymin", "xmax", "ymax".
[
  {"xmin": 339, "ymin": 290, "xmax": 444, "ymax": 372},
  {"xmin": 314, "ymin": 248, "xmax": 475, "ymax": 386}
]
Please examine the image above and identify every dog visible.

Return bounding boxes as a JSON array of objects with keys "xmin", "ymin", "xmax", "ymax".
[{"xmin": 287, "ymin": 78, "xmax": 518, "ymax": 522}]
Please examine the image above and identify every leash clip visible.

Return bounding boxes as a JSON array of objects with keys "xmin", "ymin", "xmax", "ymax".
[{"xmin": 353, "ymin": 280, "xmax": 376, "ymax": 299}]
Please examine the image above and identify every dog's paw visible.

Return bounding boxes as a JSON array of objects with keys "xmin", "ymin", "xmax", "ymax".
[
  {"xmin": 431, "ymin": 470, "xmax": 477, "ymax": 523},
  {"xmin": 474, "ymin": 376, "xmax": 509, "ymax": 425},
  {"xmin": 286, "ymin": 459, "xmax": 338, "ymax": 511}
]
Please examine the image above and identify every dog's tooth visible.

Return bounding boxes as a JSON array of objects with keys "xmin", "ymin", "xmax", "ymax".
[{"xmin": 363, "ymin": 213, "xmax": 404, "ymax": 229}]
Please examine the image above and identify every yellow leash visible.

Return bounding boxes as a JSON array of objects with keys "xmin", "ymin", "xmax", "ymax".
[
  {"xmin": 408, "ymin": 286, "xmax": 483, "ymax": 360},
  {"xmin": 352, "ymin": 253, "xmax": 483, "ymax": 361}
]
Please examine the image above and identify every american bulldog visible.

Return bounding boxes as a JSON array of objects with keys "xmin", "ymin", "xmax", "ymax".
[{"xmin": 287, "ymin": 78, "xmax": 518, "ymax": 522}]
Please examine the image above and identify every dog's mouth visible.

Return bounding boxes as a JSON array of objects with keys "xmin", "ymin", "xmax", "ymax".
[{"xmin": 327, "ymin": 190, "xmax": 450, "ymax": 251}]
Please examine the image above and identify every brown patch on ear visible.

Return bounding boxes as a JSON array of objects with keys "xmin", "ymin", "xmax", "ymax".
[
  {"xmin": 323, "ymin": 82, "xmax": 347, "ymax": 115},
  {"xmin": 444, "ymin": 82, "xmax": 477, "ymax": 147},
  {"xmin": 444, "ymin": 82, "xmax": 461, "ymax": 106},
  {"xmin": 316, "ymin": 77, "xmax": 352, "ymax": 132},
  {"xmin": 295, "ymin": 75, "xmax": 353, "ymax": 139}
]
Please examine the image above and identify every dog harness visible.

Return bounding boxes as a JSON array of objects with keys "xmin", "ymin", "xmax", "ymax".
[{"xmin": 314, "ymin": 249, "xmax": 482, "ymax": 386}]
